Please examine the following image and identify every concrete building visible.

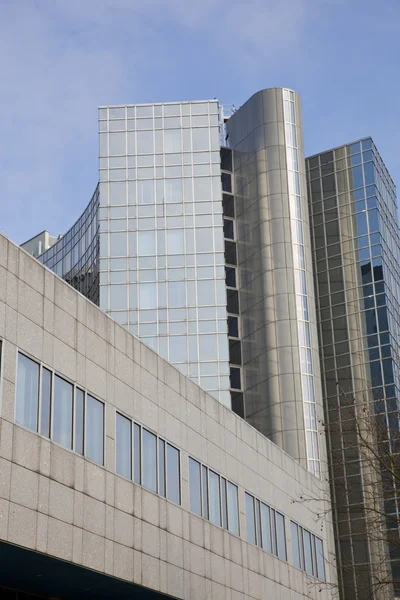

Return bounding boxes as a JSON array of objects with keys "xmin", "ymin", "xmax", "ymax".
[{"xmin": 0, "ymin": 234, "xmax": 337, "ymax": 598}]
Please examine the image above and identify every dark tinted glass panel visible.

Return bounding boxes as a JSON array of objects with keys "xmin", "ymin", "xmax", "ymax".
[
  {"xmin": 189, "ymin": 458, "xmax": 202, "ymax": 516},
  {"xmin": 220, "ymin": 147, "xmax": 233, "ymax": 172},
  {"xmin": 74, "ymin": 388, "xmax": 84, "ymax": 455},
  {"xmin": 230, "ymin": 367, "xmax": 241, "ymax": 390},
  {"xmin": 40, "ymin": 368, "xmax": 52, "ymax": 438},
  {"xmin": 222, "ymin": 194, "xmax": 234, "ymax": 218},
  {"xmin": 221, "ymin": 172, "xmax": 232, "ymax": 193},
  {"xmin": 224, "ymin": 241, "xmax": 237, "ymax": 265},
  {"xmin": 225, "ymin": 266, "xmax": 236, "ymax": 288},
  {"xmin": 229, "ymin": 339, "xmax": 242, "ymax": 365},
  {"xmin": 231, "ymin": 392, "xmax": 244, "ymax": 418},
  {"xmin": 223, "ymin": 219, "xmax": 234, "ymax": 240},
  {"xmin": 227, "ymin": 290, "xmax": 239, "ymax": 314},
  {"xmin": 16, "ymin": 353, "xmax": 39, "ymax": 432},
  {"xmin": 228, "ymin": 315, "xmax": 239, "ymax": 338}
]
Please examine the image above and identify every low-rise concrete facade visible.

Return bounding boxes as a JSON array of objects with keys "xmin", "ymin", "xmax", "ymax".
[{"xmin": 0, "ymin": 234, "xmax": 338, "ymax": 599}]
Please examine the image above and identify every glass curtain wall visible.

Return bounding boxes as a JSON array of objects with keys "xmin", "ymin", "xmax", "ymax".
[{"xmin": 98, "ymin": 101, "xmax": 230, "ymax": 405}]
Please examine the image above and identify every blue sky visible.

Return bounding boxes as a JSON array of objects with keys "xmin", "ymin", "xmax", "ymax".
[{"xmin": 1, "ymin": 0, "xmax": 399, "ymax": 244}]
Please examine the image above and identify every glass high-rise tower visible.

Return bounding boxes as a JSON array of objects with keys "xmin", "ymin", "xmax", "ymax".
[{"xmin": 307, "ymin": 138, "xmax": 400, "ymax": 599}]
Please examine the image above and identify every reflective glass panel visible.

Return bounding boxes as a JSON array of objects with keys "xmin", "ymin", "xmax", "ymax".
[
  {"xmin": 143, "ymin": 429, "xmax": 157, "ymax": 492},
  {"xmin": 261, "ymin": 503, "xmax": 272, "ymax": 553},
  {"xmin": 86, "ymin": 395, "xmax": 104, "ymax": 465},
  {"xmin": 276, "ymin": 512, "xmax": 286, "ymax": 560},
  {"xmin": 209, "ymin": 470, "xmax": 221, "ymax": 526},
  {"xmin": 74, "ymin": 388, "xmax": 84, "ymax": 455},
  {"xmin": 158, "ymin": 439, "xmax": 166, "ymax": 497},
  {"xmin": 40, "ymin": 368, "xmax": 52, "ymax": 438},
  {"xmin": 134, "ymin": 423, "xmax": 141, "ymax": 484},
  {"xmin": 189, "ymin": 458, "xmax": 202, "ymax": 516},
  {"xmin": 116, "ymin": 413, "xmax": 132, "ymax": 479},
  {"xmin": 167, "ymin": 443, "xmax": 180, "ymax": 504},
  {"xmin": 245, "ymin": 493, "xmax": 256, "ymax": 545},
  {"xmin": 291, "ymin": 522, "xmax": 301, "ymax": 569},
  {"xmin": 16, "ymin": 353, "xmax": 39, "ymax": 432},
  {"xmin": 53, "ymin": 376, "xmax": 73, "ymax": 449},
  {"xmin": 227, "ymin": 481, "xmax": 239, "ymax": 535}
]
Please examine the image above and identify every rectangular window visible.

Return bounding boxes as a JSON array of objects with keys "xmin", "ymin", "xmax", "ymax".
[
  {"xmin": 202, "ymin": 465, "xmax": 209, "ymax": 519},
  {"xmin": 134, "ymin": 423, "xmax": 141, "ymax": 484},
  {"xmin": 221, "ymin": 478, "xmax": 228, "ymax": 529},
  {"xmin": 116, "ymin": 413, "xmax": 132, "ymax": 479},
  {"xmin": 189, "ymin": 458, "xmax": 202, "ymax": 516},
  {"xmin": 227, "ymin": 481, "xmax": 239, "ymax": 536},
  {"xmin": 16, "ymin": 353, "xmax": 39, "ymax": 431},
  {"xmin": 86, "ymin": 395, "xmax": 104, "ymax": 465},
  {"xmin": 74, "ymin": 388, "xmax": 84, "ymax": 455},
  {"xmin": 291, "ymin": 521, "xmax": 301, "ymax": 569},
  {"xmin": 53, "ymin": 375, "xmax": 73, "ymax": 449},
  {"xmin": 166, "ymin": 443, "xmax": 180, "ymax": 504},
  {"xmin": 245, "ymin": 492, "xmax": 256, "ymax": 545},
  {"xmin": 303, "ymin": 529, "xmax": 313, "ymax": 575},
  {"xmin": 315, "ymin": 537, "xmax": 325, "ymax": 581},
  {"xmin": 39, "ymin": 368, "xmax": 52, "ymax": 438},
  {"xmin": 276, "ymin": 512, "xmax": 286, "ymax": 560},
  {"xmin": 261, "ymin": 503, "xmax": 272, "ymax": 554},
  {"xmin": 209, "ymin": 470, "xmax": 221, "ymax": 526},
  {"xmin": 142, "ymin": 428, "xmax": 157, "ymax": 492},
  {"xmin": 158, "ymin": 439, "xmax": 166, "ymax": 497}
]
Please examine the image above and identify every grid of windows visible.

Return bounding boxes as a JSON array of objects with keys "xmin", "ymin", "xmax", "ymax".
[
  {"xmin": 15, "ymin": 352, "xmax": 104, "ymax": 465},
  {"xmin": 98, "ymin": 102, "xmax": 230, "ymax": 406},
  {"xmin": 284, "ymin": 89, "xmax": 320, "ymax": 476},
  {"xmin": 115, "ymin": 412, "xmax": 180, "ymax": 504},
  {"xmin": 38, "ymin": 185, "xmax": 100, "ymax": 305},
  {"xmin": 245, "ymin": 491, "xmax": 287, "ymax": 561},
  {"xmin": 188, "ymin": 457, "xmax": 239, "ymax": 535},
  {"xmin": 307, "ymin": 138, "xmax": 400, "ymax": 593},
  {"xmin": 291, "ymin": 521, "xmax": 326, "ymax": 581}
]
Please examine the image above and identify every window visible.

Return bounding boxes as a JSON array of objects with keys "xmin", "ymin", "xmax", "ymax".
[
  {"xmin": 189, "ymin": 458, "xmax": 202, "ymax": 516},
  {"xmin": 225, "ymin": 266, "xmax": 236, "ymax": 288},
  {"xmin": 189, "ymin": 457, "xmax": 239, "ymax": 535},
  {"xmin": 228, "ymin": 315, "xmax": 239, "ymax": 338},
  {"xmin": 15, "ymin": 354, "xmax": 104, "ymax": 465},
  {"xmin": 74, "ymin": 388, "xmax": 84, "ymax": 455},
  {"xmin": 116, "ymin": 413, "xmax": 131, "ymax": 478},
  {"xmin": 291, "ymin": 521, "xmax": 325, "ymax": 581},
  {"xmin": 143, "ymin": 429, "xmax": 157, "ymax": 492},
  {"xmin": 223, "ymin": 219, "xmax": 234, "ymax": 240},
  {"xmin": 166, "ymin": 179, "xmax": 183, "ymax": 203},
  {"xmin": 167, "ymin": 443, "xmax": 180, "ymax": 504},
  {"xmin": 86, "ymin": 395, "xmax": 104, "ymax": 465},
  {"xmin": 115, "ymin": 415, "xmax": 181, "ymax": 504},
  {"xmin": 53, "ymin": 375, "xmax": 73, "ymax": 449},
  {"xmin": 40, "ymin": 368, "xmax": 52, "ymax": 438},
  {"xmin": 246, "ymin": 492, "xmax": 287, "ymax": 561},
  {"xmin": 16, "ymin": 353, "xmax": 39, "ymax": 431}
]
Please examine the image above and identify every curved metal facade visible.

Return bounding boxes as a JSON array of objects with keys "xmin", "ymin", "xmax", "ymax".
[{"xmin": 226, "ymin": 88, "xmax": 323, "ymax": 472}]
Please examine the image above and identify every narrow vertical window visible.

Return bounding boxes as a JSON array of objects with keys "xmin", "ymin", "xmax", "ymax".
[
  {"xmin": 315, "ymin": 537, "xmax": 325, "ymax": 581},
  {"xmin": 86, "ymin": 395, "xmax": 104, "ymax": 465},
  {"xmin": 201, "ymin": 465, "xmax": 209, "ymax": 519},
  {"xmin": 158, "ymin": 439, "xmax": 166, "ymax": 497},
  {"xmin": 303, "ymin": 529, "xmax": 313, "ymax": 575},
  {"xmin": 221, "ymin": 478, "xmax": 228, "ymax": 530},
  {"xmin": 167, "ymin": 444, "xmax": 180, "ymax": 505},
  {"xmin": 74, "ymin": 388, "xmax": 84, "ymax": 455},
  {"xmin": 276, "ymin": 512, "xmax": 286, "ymax": 560},
  {"xmin": 291, "ymin": 522, "xmax": 301, "ymax": 569},
  {"xmin": 209, "ymin": 470, "xmax": 221, "ymax": 527},
  {"xmin": 227, "ymin": 482, "xmax": 239, "ymax": 536},
  {"xmin": 16, "ymin": 353, "xmax": 39, "ymax": 431},
  {"xmin": 270, "ymin": 507, "xmax": 277, "ymax": 555},
  {"xmin": 134, "ymin": 423, "xmax": 141, "ymax": 484},
  {"xmin": 39, "ymin": 368, "xmax": 52, "ymax": 438},
  {"xmin": 261, "ymin": 503, "xmax": 272, "ymax": 554},
  {"xmin": 142, "ymin": 429, "xmax": 157, "ymax": 493},
  {"xmin": 255, "ymin": 499, "xmax": 262, "ymax": 546},
  {"xmin": 53, "ymin": 375, "xmax": 73, "ymax": 449},
  {"xmin": 245, "ymin": 493, "xmax": 256, "ymax": 545},
  {"xmin": 116, "ymin": 413, "xmax": 132, "ymax": 479},
  {"xmin": 189, "ymin": 458, "xmax": 202, "ymax": 516}
]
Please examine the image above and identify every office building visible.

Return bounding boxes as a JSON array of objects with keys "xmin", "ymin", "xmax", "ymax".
[
  {"xmin": 0, "ymin": 234, "xmax": 337, "ymax": 598},
  {"xmin": 307, "ymin": 139, "xmax": 400, "ymax": 599}
]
